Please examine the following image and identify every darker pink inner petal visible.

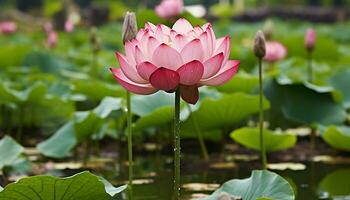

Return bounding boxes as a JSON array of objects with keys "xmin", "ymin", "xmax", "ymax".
[{"xmin": 149, "ymin": 67, "xmax": 180, "ymax": 91}]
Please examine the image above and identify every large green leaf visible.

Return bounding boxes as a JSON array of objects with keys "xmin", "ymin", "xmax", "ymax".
[
  {"xmin": 265, "ymin": 80, "xmax": 347, "ymax": 126},
  {"xmin": 0, "ymin": 136, "xmax": 24, "ymax": 169},
  {"xmin": 37, "ymin": 97, "xmax": 122, "ymax": 158},
  {"xmin": 217, "ymin": 72, "xmax": 259, "ymax": 93},
  {"xmin": 321, "ymin": 126, "xmax": 350, "ymax": 151},
  {"xmin": 319, "ymin": 169, "xmax": 350, "ymax": 198},
  {"xmin": 0, "ymin": 171, "xmax": 125, "ymax": 200},
  {"xmin": 0, "ymin": 45, "xmax": 31, "ymax": 68},
  {"xmin": 230, "ymin": 127, "xmax": 297, "ymax": 152},
  {"xmin": 329, "ymin": 69, "xmax": 350, "ymax": 108},
  {"xmin": 131, "ymin": 92, "xmax": 174, "ymax": 117},
  {"xmin": 201, "ymin": 170, "xmax": 295, "ymax": 200},
  {"xmin": 0, "ymin": 82, "xmax": 47, "ymax": 105},
  {"xmin": 37, "ymin": 121, "xmax": 77, "ymax": 158},
  {"xmin": 182, "ymin": 93, "xmax": 270, "ymax": 132},
  {"xmin": 134, "ymin": 106, "xmax": 174, "ymax": 132}
]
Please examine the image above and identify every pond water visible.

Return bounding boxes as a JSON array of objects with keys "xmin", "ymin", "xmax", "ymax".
[{"xmin": 92, "ymin": 153, "xmax": 350, "ymax": 200}]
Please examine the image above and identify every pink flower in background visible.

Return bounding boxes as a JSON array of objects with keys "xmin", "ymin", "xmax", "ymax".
[
  {"xmin": 305, "ymin": 28, "xmax": 316, "ymax": 51},
  {"xmin": 64, "ymin": 20, "xmax": 74, "ymax": 32},
  {"xmin": 43, "ymin": 22, "xmax": 53, "ymax": 34},
  {"xmin": 264, "ymin": 41, "xmax": 287, "ymax": 62},
  {"xmin": 155, "ymin": 0, "xmax": 184, "ymax": 19},
  {"xmin": 47, "ymin": 31, "xmax": 58, "ymax": 48},
  {"xmin": 0, "ymin": 21, "xmax": 17, "ymax": 34},
  {"xmin": 110, "ymin": 18, "xmax": 239, "ymax": 104}
]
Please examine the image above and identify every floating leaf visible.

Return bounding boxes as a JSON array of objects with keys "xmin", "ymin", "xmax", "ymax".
[
  {"xmin": 267, "ymin": 163, "xmax": 306, "ymax": 171},
  {"xmin": 200, "ymin": 170, "xmax": 295, "ymax": 200},
  {"xmin": 319, "ymin": 169, "xmax": 350, "ymax": 198},
  {"xmin": 0, "ymin": 136, "xmax": 24, "ymax": 169},
  {"xmin": 321, "ymin": 125, "xmax": 350, "ymax": 151},
  {"xmin": 0, "ymin": 171, "xmax": 125, "ymax": 199},
  {"xmin": 230, "ymin": 127, "xmax": 297, "ymax": 152}
]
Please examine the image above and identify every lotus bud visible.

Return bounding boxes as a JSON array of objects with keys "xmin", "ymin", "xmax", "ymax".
[
  {"xmin": 305, "ymin": 28, "xmax": 316, "ymax": 52},
  {"xmin": 47, "ymin": 31, "xmax": 58, "ymax": 48},
  {"xmin": 254, "ymin": 30, "xmax": 266, "ymax": 58},
  {"xmin": 263, "ymin": 20, "xmax": 273, "ymax": 40},
  {"xmin": 90, "ymin": 27, "xmax": 101, "ymax": 53},
  {"xmin": 122, "ymin": 11, "xmax": 137, "ymax": 44}
]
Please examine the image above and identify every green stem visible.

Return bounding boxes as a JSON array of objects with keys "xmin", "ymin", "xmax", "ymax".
[
  {"xmin": 126, "ymin": 91, "xmax": 133, "ymax": 200},
  {"xmin": 259, "ymin": 58, "xmax": 267, "ymax": 169},
  {"xmin": 186, "ymin": 104, "xmax": 209, "ymax": 160},
  {"xmin": 307, "ymin": 51, "xmax": 313, "ymax": 83},
  {"xmin": 173, "ymin": 88, "xmax": 181, "ymax": 200}
]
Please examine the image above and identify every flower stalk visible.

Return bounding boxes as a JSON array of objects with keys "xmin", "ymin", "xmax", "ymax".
[
  {"xmin": 174, "ymin": 87, "xmax": 181, "ymax": 199},
  {"xmin": 254, "ymin": 30, "xmax": 267, "ymax": 169},
  {"xmin": 122, "ymin": 11, "xmax": 138, "ymax": 200},
  {"xmin": 186, "ymin": 104, "xmax": 208, "ymax": 160}
]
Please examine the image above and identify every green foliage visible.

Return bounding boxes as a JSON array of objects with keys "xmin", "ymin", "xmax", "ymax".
[
  {"xmin": 201, "ymin": 170, "xmax": 295, "ymax": 200},
  {"xmin": 265, "ymin": 80, "xmax": 347, "ymax": 126},
  {"xmin": 321, "ymin": 125, "xmax": 350, "ymax": 151},
  {"xmin": 0, "ymin": 136, "xmax": 24, "ymax": 169},
  {"xmin": 182, "ymin": 93, "xmax": 270, "ymax": 132},
  {"xmin": 328, "ymin": 69, "xmax": 350, "ymax": 108},
  {"xmin": 37, "ymin": 97, "xmax": 122, "ymax": 158},
  {"xmin": 217, "ymin": 72, "xmax": 259, "ymax": 93},
  {"xmin": 0, "ymin": 171, "xmax": 126, "ymax": 199},
  {"xmin": 319, "ymin": 169, "xmax": 350, "ymax": 197},
  {"xmin": 230, "ymin": 127, "xmax": 297, "ymax": 152}
]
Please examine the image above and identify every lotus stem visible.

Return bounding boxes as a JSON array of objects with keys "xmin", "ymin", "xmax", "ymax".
[
  {"xmin": 307, "ymin": 51, "xmax": 313, "ymax": 83},
  {"xmin": 258, "ymin": 58, "xmax": 267, "ymax": 169},
  {"xmin": 174, "ymin": 88, "xmax": 181, "ymax": 200},
  {"xmin": 186, "ymin": 104, "xmax": 209, "ymax": 160},
  {"xmin": 126, "ymin": 91, "xmax": 133, "ymax": 199}
]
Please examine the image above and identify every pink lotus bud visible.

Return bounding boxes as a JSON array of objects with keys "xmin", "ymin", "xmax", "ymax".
[
  {"xmin": 47, "ymin": 31, "xmax": 58, "ymax": 48},
  {"xmin": 0, "ymin": 21, "xmax": 17, "ymax": 34},
  {"xmin": 264, "ymin": 41, "xmax": 287, "ymax": 62},
  {"xmin": 110, "ymin": 19, "xmax": 240, "ymax": 104},
  {"xmin": 122, "ymin": 12, "xmax": 137, "ymax": 44},
  {"xmin": 64, "ymin": 20, "xmax": 74, "ymax": 32},
  {"xmin": 43, "ymin": 22, "xmax": 53, "ymax": 34},
  {"xmin": 254, "ymin": 30, "xmax": 266, "ymax": 58},
  {"xmin": 305, "ymin": 28, "xmax": 316, "ymax": 51},
  {"xmin": 155, "ymin": 0, "xmax": 184, "ymax": 19}
]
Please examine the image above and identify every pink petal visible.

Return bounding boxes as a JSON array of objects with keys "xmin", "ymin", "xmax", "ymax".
[
  {"xmin": 137, "ymin": 61, "xmax": 158, "ymax": 81},
  {"xmin": 110, "ymin": 68, "xmax": 156, "ymax": 95},
  {"xmin": 215, "ymin": 36, "xmax": 231, "ymax": 61},
  {"xmin": 200, "ymin": 60, "xmax": 239, "ymax": 86},
  {"xmin": 152, "ymin": 44, "xmax": 183, "ymax": 70},
  {"xmin": 193, "ymin": 26, "xmax": 204, "ymax": 36},
  {"xmin": 116, "ymin": 52, "xmax": 146, "ymax": 84},
  {"xmin": 145, "ymin": 22, "xmax": 157, "ymax": 32},
  {"xmin": 125, "ymin": 40, "xmax": 137, "ymax": 65},
  {"xmin": 180, "ymin": 39, "xmax": 204, "ymax": 63},
  {"xmin": 199, "ymin": 32, "xmax": 211, "ymax": 59},
  {"xmin": 147, "ymin": 36, "xmax": 161, "ymax": 57},
  {"xmin": 149, "ymin": 67, "xmax": 180, "ymax": 91},
  {"xmin": 181, "ymin": 85, "xmax": 199, "ymax": 104},
  {"xmin": 177, "ymin": 60, "xmax": 204, "ymax": 85},
  {"xmin": 135, "ymin": 46, "xmax": 146, "ymax": 64},
  {"xmin": 154, "ymin": 25, "xmax": 167, "ymax": 43},
  {"xmin": 172, "ymin": 18, "xmax": 193, "ymax": 34},
  {"xmin": 172, "ymin": 34, "xmax": 188, "ymax": 51},
  {"xmin": 202, "ymin": 53, "xmax": 224, "ymax": 79}
]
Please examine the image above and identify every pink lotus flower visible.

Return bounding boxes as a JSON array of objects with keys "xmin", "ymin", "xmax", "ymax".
[
  {"xmin": 0, "ymin": 21, "xmax": 17, "ymax": 34},
  {"xmin": 110, "ymin": 18, "xmax": 239, "ymax": 104},
  {"xmin": 155, "ymin": 0, "xmax": 184, "ymax": 19},
  {"xmin": 47, "ymin": 31, "xmax": 58, "ymax": 48},
  {"xmin": 264, "ymin": 41, "xmax": 287, "ymax": 62},
  {"xmin": 305, "ymin": 28, "xmax": 316, "ymax": 51},
  {"xmin": 64, "ymin": 20, "xmax": 74, "ymax": 32}
]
